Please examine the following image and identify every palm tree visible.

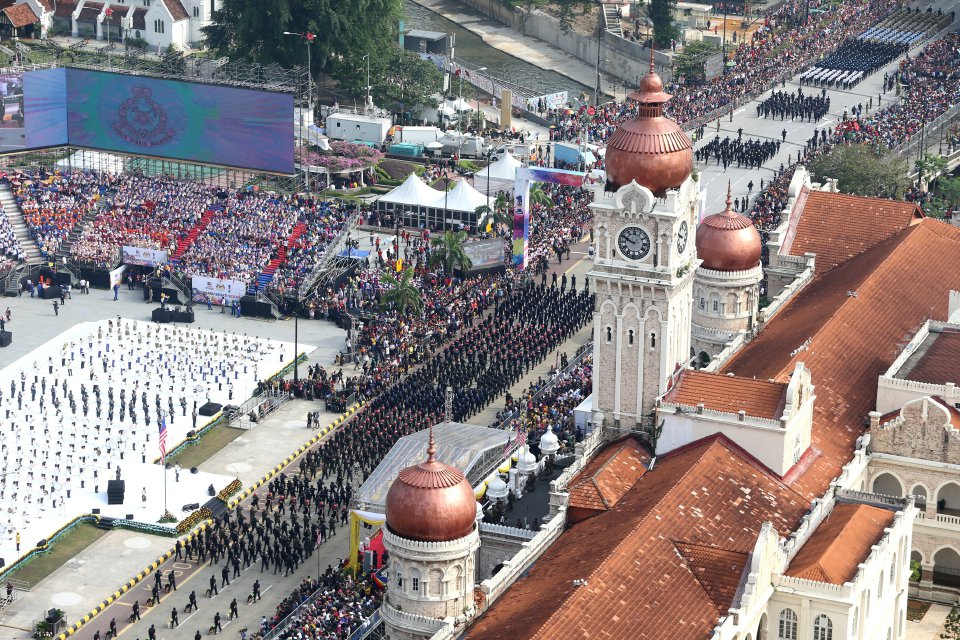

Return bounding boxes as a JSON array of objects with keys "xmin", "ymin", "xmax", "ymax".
[
  {"xmin": 429, "ymin": 230, "xmax": 473, "ymax": 275},
  {"xmin": 380, "ymin": 267, "xmax": 423, "ymax": 315},
  {"xmin": 529, "ymin": 185, "xmax": 553, "ymax": 207},
  {"xmin": 475, "ymin": 205, "xmax": 511, "ymax": 233}
]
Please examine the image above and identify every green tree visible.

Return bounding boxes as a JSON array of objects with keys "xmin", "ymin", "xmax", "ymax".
[
  {"xmin": 359, "ymin": 50, "xmax": 441, "ymax": 115},
  {"xmin": 475, "ymin": 205, "xmax": 511, "ymax": 232},
  {"xmin": 649, "ymin": 0, "xmax": 679, "ymax": 48},
  {"xmin": 936, "ymin": 175, "xmax": 960, "ymax": 209},
  {"xmin": 674, "ymin": 41, "xmax": 720, "ymax": 86},
  {"xmin": 429, "ymin": 230, "xmax": 473, "ymax": 275},
  {"xmin": 529, "ymin": 185, "xmax": 553, "ymax": 207},
  {"xmin": 380, "ymin": 266, "xmax": 423, "ymax": 315},
  {"xmin": 808, "ymin": 144, "xmax": 910, "ymax": 200},
  {"xmin": 916, "ymin": 153, "xmax": 947, "ymax": 182},
  {"xmin": 202, "ymin": 0, "xmax": 403, "ymax": 95}
]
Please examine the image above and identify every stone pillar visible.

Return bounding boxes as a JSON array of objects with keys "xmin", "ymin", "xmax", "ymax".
[{"xmin": 919, "ymin": 562, "xmax": 935, "ymax": 600}]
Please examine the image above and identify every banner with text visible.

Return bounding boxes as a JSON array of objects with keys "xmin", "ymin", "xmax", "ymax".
[
  {"xmin": 192, "ymin": 276, "xmax": 246, "ymax": 303},
  {"xmin": 122, "ymin": 245, "xmax": 168, "ymax": 267},
  {"xmin": 463, "ymin": 238, "xmax": 506, "ymax": 271}
]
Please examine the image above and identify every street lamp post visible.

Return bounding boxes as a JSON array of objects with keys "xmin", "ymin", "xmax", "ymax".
[
  {"xmin": 283, "ymin": 31, "xmax": 315, "ymax": 128},
  {"xmin": 362, "ymin": 53, "xmax": 371, "ymax": 112}
]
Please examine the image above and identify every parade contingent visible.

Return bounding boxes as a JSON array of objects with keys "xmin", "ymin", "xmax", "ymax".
[
  {"xmin": 756, "ymin": 88, "xmax": 830, "ymax": 122},
  {"xmin": 695, "ymin": 135, "xmax": 781, "ymax": 171},
  {"xmin": 0, "ymin": 318, "xmax": 296, "ymax": 553}
]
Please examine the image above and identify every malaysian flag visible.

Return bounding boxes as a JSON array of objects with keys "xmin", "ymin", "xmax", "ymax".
[{"xmin": 159, "ymin": 415, "xmax": 168, "ymax": 463}]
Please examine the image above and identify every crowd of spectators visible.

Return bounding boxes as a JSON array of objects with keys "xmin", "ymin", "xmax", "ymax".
[
  {"xmin": 0, "ymin": 202, "xmax": 25, "ymax": 273},
  {"xmin": 267, "ymin": 571, "xmax": 381, "ymax": 640},
  {"xmin": 72, "ymin": 176, "xmax": 212, "ymax": 266},
  {"xmin": 269, "ymin": 203, "xmax": 352, "ymax": 296},
  {"xmin": 546, "ymin": 0, "xmax": 902, "ymax": 143},
  {"xmin": 9, "ymin": 169, "xmax": 96, "ymax": 258}
]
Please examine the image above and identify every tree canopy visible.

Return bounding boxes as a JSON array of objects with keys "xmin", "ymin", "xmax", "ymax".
[
  {"xmin": 649, "ymin": 0, "xmax": 679, "ymax": 48},
  {"xmin": 808, "ymin": 144, "xmax": 910, "ymax": 200},
  {"xmin": 201, "ymin": 0, "xmax": 439, "ymax": 109},
  {"xmin": 674, "ymin": 41, "xmax": 720, "ymax": 86}
]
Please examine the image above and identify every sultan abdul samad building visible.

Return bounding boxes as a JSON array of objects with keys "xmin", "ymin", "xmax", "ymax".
[{"xmin": 374, "ymin": 56, "xmax": 960, "ymax": 640}]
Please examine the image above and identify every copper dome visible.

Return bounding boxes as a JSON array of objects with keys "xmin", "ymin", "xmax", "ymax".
[
  {"xmin": 605, "ymin": 51, "xmax": 692, "ymax": 196},
  {"xmin": 696, "ymin": 183, "xmax": 762, "ymax": 272},
  {"xmin": 385, "ymin": 429, "xmax": 477, "ymax": 542}
]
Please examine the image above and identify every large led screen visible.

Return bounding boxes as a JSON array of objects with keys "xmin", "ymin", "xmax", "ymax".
[
  {"xmin": 0, "ymin": 68, "xmax": 68, "ymax": 152},
  {"xmin": 66, "ymin": 69, "xmax": 295, "ymax": 174}
]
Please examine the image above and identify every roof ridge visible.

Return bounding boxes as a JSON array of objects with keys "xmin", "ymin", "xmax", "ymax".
[
  {"xmin": 590, "ymin": 477, "xmax": 611, "ymax": 509},
  {"xmin": 673, "ymin": 541, "xmax": 749, "ymax": 612},
  {"xmin": 771, "ymin": 223, "xmax": 924, "ymax": 381}
]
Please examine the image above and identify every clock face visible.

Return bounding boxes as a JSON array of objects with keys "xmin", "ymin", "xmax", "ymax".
[
  {"xmin": 617, "ymin": 226, "xmax": 651, "ymax": 260},
  {"xmin": 677, "ymin": 220, "xmax": 688, "ymax": 254}
]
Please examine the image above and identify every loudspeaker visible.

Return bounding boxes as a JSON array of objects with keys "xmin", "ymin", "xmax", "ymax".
[
  {"xmin": 107, "ymin": 479, "xmax": 125, "ymax": 505},
  {"xmin": 207, "ymin": 484, "xmax": 216, "ymax": 496},
  {"xmin": 0, "ymin": 331, "xmax": 11, "ymax": 347},
  {"xmin": 186, "ymin": 430, "xmax": 196, "ymax": 438},
  {"xmin": 362, "ymin": 550, "xmax": 374, "ymax": 574},
  {"xmin": 92, "ymin": 508, "xmax": 100, "ymax": 514},
  {"xmin": 37, "ymin": 539, "xmax": 47, "ymax": 548},
  {"xmin": 126, "ymin": 514, "xmax": 134, "ymax": 520},
  {"xmin": 0, "ymin": 558, "xmax": 5, "ymax": 569},
  {"xmin": 190, "ymin": 466, "xmax": 199, "ymax": 474},
  {"xmin": 182, "ymin": 502, "xmax": 200, "ymax": 512}
]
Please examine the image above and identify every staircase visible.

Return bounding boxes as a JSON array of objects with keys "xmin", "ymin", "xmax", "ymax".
[
  {"xmin": 603, "ymin": 4, "xmax": 623, "ymax": 37},
  {"xmin": 61, "ymin": 204, "xmax": 101, "ymax": 256},
  {"xmin": 170, "ymin": 209, "xmax": 216, "ymax": 261},
  {"xmin": 250, "ymin": 222, "xmax": 306, "ymax": 293},
  {"xmin": 0, "ymin": 183, "xmax": 42, "ymax": 263}
]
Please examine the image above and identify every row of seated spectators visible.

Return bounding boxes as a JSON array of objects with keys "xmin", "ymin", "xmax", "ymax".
[
  {"xmin": 72, "ymin": 175, "xmax": 212, "ymax": 266},
  {"xmin": 266, "ymin": 571, "xmax": 381, "ymax": 640},
  {"xmin": 268, "ymin": 203, "xmax": 352, "ymax": 297},
  {"xmin": 0, "ymin": 199, "xmax": 24, "ymax": 274},
  {"xmin": 9, "ymin": 170, "xmax": 94, "ymax": 259}
]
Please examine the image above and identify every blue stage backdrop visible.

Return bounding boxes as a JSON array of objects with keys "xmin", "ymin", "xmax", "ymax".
[
  {"xmin": 61, "ymin": 69, "xmax": 295, "ymax": 174},
  {"xmin": 24, "ymin": 68, "xmax": 68, "ymax": 149}
]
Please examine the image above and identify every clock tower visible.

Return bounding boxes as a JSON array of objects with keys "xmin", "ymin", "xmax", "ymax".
[{"xmin": 588, "ymin": 54, "xmax": 701, "ymax": 429}]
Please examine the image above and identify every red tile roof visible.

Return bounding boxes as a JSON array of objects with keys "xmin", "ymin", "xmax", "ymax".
[
  {"xmin": 163, "ymin": 0, "xmax": 188, "ymax": 21},
  {"xmin": 901, "ymin": 328, "xmax": 960, "ymax": 385},
  {"xmin": 785, "ymin": 503, "xmax": 894, "ymax": 584},
  {"xmin": 663, "ymin": 369, "xmax": 787, "ymax": 419},
  {"xmin": 724, "ymin": 218, "xmax": 960, "ymax": 498},
  {"xmin": 675, "ymin": 542, "xmax": 749, "ymax": 609},
  {"xmin": 54, "ymin": 0, "xmax": 76, "ymax": 18},
  {"xmin": 77, "ymin": 2, "xmax": 101, "ymax": 21},
  {"xmin": 465, "ymin": 434, "xmax": 808, "ymax": 640},
  {"xmin": 781, "ymin": 188, "xmax": 922, "ymax": 276},
  {"xmin": 3, "ymin": 3, "xmax": 38, "ymax": 27},
  {"xmin": 567, "ymin": 436, "xmax": 651, "ymax": 522},
  {"xmin": 131, "ymin": 7, "xmax": 147, "ymax": 31}
]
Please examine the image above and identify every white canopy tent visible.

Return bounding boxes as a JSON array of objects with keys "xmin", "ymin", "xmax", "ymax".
[
  {"xmin": 378, "ymin": 172, "xmax": 445, "ymax": 208},
  {"xmin": 444, "ymin": 178, "xmax": 489, "ymax": 214},
  {"xmin": 473, "ymin": 152, "xmax": 523, "ymax": 194}
]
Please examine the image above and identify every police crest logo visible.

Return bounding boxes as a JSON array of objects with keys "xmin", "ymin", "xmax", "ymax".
[{"xmin": 112, "ymin": 85, "xmax": 175, "ymax": 148}]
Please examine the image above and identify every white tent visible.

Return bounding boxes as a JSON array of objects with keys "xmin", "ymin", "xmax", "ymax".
[
  {"xmin": 473, "ymin": 152, "xmax": 522, "ymax": 194},
  {"xmin": 378, "ymin": 172, "xmax": 445, "ymax": 208},
  {"xmin": 444, "ymin": 179, "xmax": 489, "ymax": 214},
  {"xmin": 56, "ymin": 149, "xmax": 126, "ymax": 174}
]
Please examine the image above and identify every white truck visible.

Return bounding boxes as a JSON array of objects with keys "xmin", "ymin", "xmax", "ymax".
[
  {"xmin": 393, "ymin": 125, "xmax": 444, "ymax": 146},
  {"xmin": 439, "ymin": 132, "xmax": 487, "ymax": 157},
  {"xmin": 325, "ymin": 113, "xmax": 392, "ymax": 146}
]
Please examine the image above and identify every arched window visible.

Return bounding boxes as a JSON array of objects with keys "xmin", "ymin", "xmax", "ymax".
[
  {"xmin": 605, "ymin": 326, "xmax": 612, "ymax": 343},
  {"xmin": 777, "ymin": 608, "xmax": 798, "ymax": 640},
  {"xmin": 650, "ymin": 332, "xmax": 656, "ymax": 349},
  {"xmin": 890, "ymin": 558, "xmax": 896, "ymax": 585},
  {"xmin": 712, "ymin": 299, "xmax": 719, "ymax": 312},
  {"xmin": 699, "ymin": 297, "xmax": 705, "ymax": 309},
  {"xmin": 628, "ymin": 329, "xmax": 634, "ymax": 346},
  {"xmin": 879, "ymin": 572, "xmax": 884, "ymax": 599},
  {"xmin": 813, "ymin": 614, "xmax": 833, "ymax": 640}
]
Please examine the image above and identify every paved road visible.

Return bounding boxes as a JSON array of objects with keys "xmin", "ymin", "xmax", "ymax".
[{"xmin": 696, "ymin": 0, "xmax": 960, "ymax": 215}]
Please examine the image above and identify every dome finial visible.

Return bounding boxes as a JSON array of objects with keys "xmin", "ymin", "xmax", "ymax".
[
  {"xmin": 427, "ymin": 424, "xmax": 436, "ymax": 462},
  {"xmin": 725, "ymin": 180, "xmax": 733, "ymax": 213},
  {"xmin": 650, "ymin": 42, "xmax": 656, "ymax": 75}
]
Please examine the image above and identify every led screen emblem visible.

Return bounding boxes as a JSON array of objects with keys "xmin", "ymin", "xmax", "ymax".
[{"xmin": 112, "ymin": 85, "xmax": 175, "ymax": 148}]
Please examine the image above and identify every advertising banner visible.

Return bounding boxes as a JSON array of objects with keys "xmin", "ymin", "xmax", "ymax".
[
  {"xmin": 122, "ymin": 245, "xmax": 168, "ymax": 267},
  {"xmin": 109, "ymin": 265, "xmax": 125, "ymax": 288},
  {"xmin": 192, "ymin": 276, "xmax": 247, "ymax": 303}
]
